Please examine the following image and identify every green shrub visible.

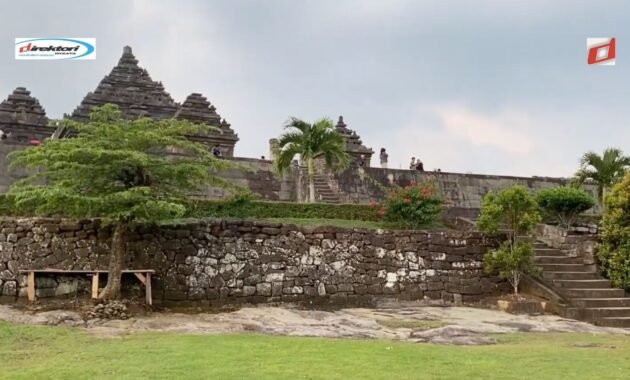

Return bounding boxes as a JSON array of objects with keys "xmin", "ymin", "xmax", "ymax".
[
  {"xmin": 379, "ymin": 181, "xmax": 443, "ymax": 228},
  {"xmin": 484, "ymin": 241, "xmax": 536, "ymax": 296},
  {"xmin": 597, "ymin": 174, "xmax": 630, "ymax": 291},
  {"xmin": 478, "ymin": 185, "xmax": 541, "ymax": 243},
  {"xmin": 0, "ymin": 194, "xmax": 14, "ymax": 215},
  {"xmin": 477, "ymin": 185, "xmax": 541, "ymax": 295},
  {"xmin": 536, "ymin": 186, "xmax": 595, "ymax": 229},
  {"xmin": 189, "ymin": 198, "xmax": 379, "ymax": 221}
]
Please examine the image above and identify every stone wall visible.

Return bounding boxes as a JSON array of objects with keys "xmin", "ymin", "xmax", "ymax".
[
  {"xmin": 535, "ymin": 223, "xmax": 597, "ymax": 265},
  {"xmin": 332, "ymin": 167, "xmax": 602, "ymax": 216},
  {"xmin": 205, "ymin": 157, "xmax": 295, "ymax": 201},
  {"xmin": 0, "ymin": 217, "xmax": 506, "ymax": 304}
]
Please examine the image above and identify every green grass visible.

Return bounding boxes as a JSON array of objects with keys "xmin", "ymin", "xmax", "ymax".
[
  {"xmin": 264, "ymin": 217, "xmax": 444, "ymax": 230},
  {"xmin": 264, "ymin": 217, "xmax": 387, "ymax": 229},
  {"xmin": 1, "ymin": 321, "xmax": 629, "ymax": 379}
]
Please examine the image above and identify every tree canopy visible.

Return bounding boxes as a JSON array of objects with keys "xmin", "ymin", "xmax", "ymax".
[
  {"xmin": 8, "ymin": 104, "xmax": 232, "ymax": 221},
  {"xmin": 275, "ymin": 117, "xmax": 349, "ymax": 202},
  {"xmin": 8, "ymin": 104, "xmax": 234, "ymax": 299},
  {"xmin": 575, "ymin": 148, "xmax": 630, "ymax": 203}
]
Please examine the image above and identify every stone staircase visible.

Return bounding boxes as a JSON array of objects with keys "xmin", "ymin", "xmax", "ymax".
[
  {"xmin": 313, "ymin": 174, "xmax": 341, "ymax": 203},
  {"xmin": 534, "ymin": 241, "xmax": 630, "ymax": 328}
]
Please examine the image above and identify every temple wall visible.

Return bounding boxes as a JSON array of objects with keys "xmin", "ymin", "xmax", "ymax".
[
  {"xmin": 207, "ymin": 157, "xmax": 295, "ymax": 201},
  {"xmin": 1, "ymin": 144, "xmax": 601, "ymax": 218},
  {"xmin": 331, "ymin": 167, "xmax": 602, "ymax": 216}
]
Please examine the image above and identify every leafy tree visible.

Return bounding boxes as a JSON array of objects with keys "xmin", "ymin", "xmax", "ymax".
[
  {"xmin": 536, "ymin": 186, "xmax": 595, "ymax": 229},
  {"xmin": 575, "ymin": 148, "xmax": 630, "ymax": 204},
  {"xmin": 597, "ymin": 174, "xmax": 630, "ymax": 291},
  {"xmin": 477, "ymin": 185, "xmax": 541, "ymax": 296},
  {"xmin": 477, "ymin": 185, "xmax": 541, "ymax": 246},
  {"xmin": 483, "ymin": 241, "xmax": 536, "ymax": 296},
  {"xmin": 275, "ymin": 117, "xmax": 349, "ymax": 202},
  {"xmin": 8, "ymin": 104, "xmax": 233, "ymax": 300}
]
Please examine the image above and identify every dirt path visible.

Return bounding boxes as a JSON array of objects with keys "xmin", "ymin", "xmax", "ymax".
[{"xmin": 1, "ymin": 300, "xmax": 627, "ymax": 345}]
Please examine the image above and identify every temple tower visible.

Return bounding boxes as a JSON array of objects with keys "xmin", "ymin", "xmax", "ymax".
[
  {"xmin": 70, "ymin": 46, "xmax": 178, "ymax": 122},
  {"xmin": 335, "ymin": 116, "xmax": 373, "ymax": 166},
  {"xmin": 0, "ymin": 87, "xmax": 52, "ymax": 144},
  {"xmin": 67, "ymin": 46, "xmax": 238, "ymax": 155},
  {"xmin": 174, "ymin": 93, "xmax": 239, "ymax": 157}
]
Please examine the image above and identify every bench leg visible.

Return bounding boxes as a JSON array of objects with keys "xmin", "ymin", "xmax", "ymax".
[
  {"xmin": 145, "ymin": 273, "xmax": 152, "ymax": 305},
  {"xmin": 27, "ymin": 272, "xmax": 35, "ymax": 302},
  {"xmin": 91, "ymin": 273, "xmax": 99, "ymax": 299}
]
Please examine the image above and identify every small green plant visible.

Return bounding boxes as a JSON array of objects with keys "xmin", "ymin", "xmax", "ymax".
[
  {"xmin": 536, "ymin": 186, "xmax": 595, "ymax": 229},
  {"xmin": 484, "ymin": 241, "xmax": 536, "ymax": 296},
  {"xmin": 597, "ymin": 173, "xmax": 630, "ymax": 291},
  {"xmin": 0, "ymin": 194, "xmax": 14, "ymax": 215},
  {"xmin": 478, "ymin": 185, "xmax": 541, "ymax": 295},
  {"xmin": 378, "ymin": 181, "xmax": 443, "ymax": 229}
]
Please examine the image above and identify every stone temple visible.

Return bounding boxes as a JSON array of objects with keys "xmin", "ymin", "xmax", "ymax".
[
  {"xmin": 66, "ymin": 46, "xmax": 239, "ymax": 156},
  {"xmin": 0, "ymin": 87, "xmax": 51, "ymax": 144},
  {"xmin": 0, "ymin": 45, "xmax": 601, "ymax": 216}
]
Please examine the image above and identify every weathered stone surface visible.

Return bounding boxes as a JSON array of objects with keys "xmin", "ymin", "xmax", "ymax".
[{"xmin": 0, "ymin": 217, "xmax": 506, "ymax": 304}]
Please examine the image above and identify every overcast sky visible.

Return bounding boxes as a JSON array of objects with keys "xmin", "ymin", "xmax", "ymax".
[{"xmin": 1, "ymin": 0, "xmax": 628, "ymax": 176}]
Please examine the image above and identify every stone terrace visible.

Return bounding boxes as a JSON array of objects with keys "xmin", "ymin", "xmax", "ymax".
[{"xmin": 0, "ymin": 217, "xmax": 507, "ymax": 305}]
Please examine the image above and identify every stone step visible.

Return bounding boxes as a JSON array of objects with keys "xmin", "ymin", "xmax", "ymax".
[
  {"xmin": 594, "ymin": 317, "xmax": 630, "ymax": 328},
  {"xmin": 534, "ymin": 256, "xmax": 583, "ymax": 264},
  {"xmin": 543, "ymin": 271, "xmax": 601, "ymax": 280},
  {"xmin": 560, "ymin": 288, "xmax": 626, "ymax": 298},
  {"xmin": 317, "ymin": 194, "xmax": 339, "ymax": 199},
  {"xmin": 571, "ymin": 298, "xmax": 630, "ymax": 308},
  {"xmin": 534, "ymin": 248, "xmax": 567, "ymax": 257},
  {"xmin": 552, "ymin": 279, "xmax": 611, "ymax": 289},
  {"xmin": 582, "ymin": 307, "xmax": 630, "ymax": 319},
  {"xmin": 537, "ymin": 263, "xmax": 594, "ymax": 272}
]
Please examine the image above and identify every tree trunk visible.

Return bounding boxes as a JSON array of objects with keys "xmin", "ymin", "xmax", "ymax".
[
  {"xmin": 513, "ymin": 271, "xmax": 519, "ymax": 296},
  {"xmin": 307, "ymin": 158, "xmax": 315, "ymax": 203},
  {"xmin": 99, "ymin": 222, "xmax": 128, "ymax": 300}
]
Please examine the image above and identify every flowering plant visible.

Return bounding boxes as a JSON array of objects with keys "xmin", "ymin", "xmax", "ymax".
[{"xmin": 373, "ymin": 181, "xmax": 443, "ymax": 228}]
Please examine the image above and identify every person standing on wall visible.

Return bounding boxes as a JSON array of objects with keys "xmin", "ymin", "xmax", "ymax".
[
  {"xmin": 380, "ymin": 148, "xmax": 388, "ymax": 169},
  {"xmin": 416, "ymin": 158, "xmax": 424, "ymax": 171},
  {"xmin": 409, "ymin": 157, "xmax": 416, "ymax": 170}
]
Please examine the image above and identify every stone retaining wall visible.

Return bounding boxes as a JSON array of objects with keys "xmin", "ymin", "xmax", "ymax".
[
  {"xmin": 535, "ymin": 223, "xmax": 597, "ymax": 265},
  {"xmin": 0, "ymin": 217, "xmax": 506, "ymax": 305}
]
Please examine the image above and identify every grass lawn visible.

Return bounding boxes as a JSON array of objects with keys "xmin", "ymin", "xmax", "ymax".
[
  {"xmin": 265, "ymin": 217, "xmax": 386, "ymax": 229},
  {"xmin": 264, "ymin": 217, "xmax": 445, "ymax": 230},
  {"xmin": 1, "ymin": 322, "xmax": 629, "ymax": 379}
]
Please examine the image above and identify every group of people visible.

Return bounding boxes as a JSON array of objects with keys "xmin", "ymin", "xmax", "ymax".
[
  {"xmin": 378, "ymin": 148, "xmax": 425, "ymax": 171},
  {"xmin": 409, "ymin": 157, "xmax": 424, "ymax": 171}
]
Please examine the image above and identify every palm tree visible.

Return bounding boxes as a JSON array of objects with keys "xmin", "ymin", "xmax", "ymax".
[
  {"xmin": 275, "ymin": 117, "xmax": 350, "ymax": 202},
  {"xmin": 575, "ymin": 148, "xmax": 630, "ymax": 204}
]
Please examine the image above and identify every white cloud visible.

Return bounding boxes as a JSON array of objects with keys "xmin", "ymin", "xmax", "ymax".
[
  {"xmin": 390, "ymin": 104, "xmax": 573, "ymax": 177},
  {"xmin": 434, "ymin": 105, "xmax": 534, "ymax": 154}
]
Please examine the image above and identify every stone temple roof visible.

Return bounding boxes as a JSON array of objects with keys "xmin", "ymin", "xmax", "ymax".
[
  {"xmin": 70, "ymin": 46, "xmax": 179, "ymax": 121},
  {"xmin": 335, "ymin": 116, "xmax": 373, "ymax": 155},
  {"xmin": 0, "ymin": 87, "xmax": 49, "ymax": 128},
  {"xmin": 174, "ymin": 93, "xmax": 238, "ymax": 143}
]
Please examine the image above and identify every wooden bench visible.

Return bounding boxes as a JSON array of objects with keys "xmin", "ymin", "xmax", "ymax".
[{"xmin": 18, "ymin": 269, "xmax": 155, "ymax": 305}]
